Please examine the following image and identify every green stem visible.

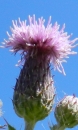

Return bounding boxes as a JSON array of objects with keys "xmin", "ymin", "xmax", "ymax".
[{"xmin": 24, "ymin": 121, "xmax": 35, "ymax": 130}]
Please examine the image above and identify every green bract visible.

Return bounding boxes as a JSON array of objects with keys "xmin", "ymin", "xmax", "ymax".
[{"xmin": 13, "ymin": 55, "xmax": 55, "ymax": 130}]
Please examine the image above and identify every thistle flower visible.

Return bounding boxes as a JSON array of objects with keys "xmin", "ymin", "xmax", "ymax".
[
  {"xmin": 2, "ymin": 15, "xmax": 56, "ymax": 130},
  {"xmin": 2, "ymin": 15, "xmax": 78, "ymax": 75},
  {"xmin": 54, "ymin": 95, "xmax": 78, "ymax": 128},
  {"xmin": 2, "ymin": 15, "xmax": 78, "ymax": 130}
]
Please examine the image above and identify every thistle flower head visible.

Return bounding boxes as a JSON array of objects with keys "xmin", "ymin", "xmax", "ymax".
[
  {"xmin": 3, "ymin": 15, "xmax": 78, "ymax": 75},
  {"xmin": 54, "ymin": 95, "xmax": 78, "ymax": 128}
]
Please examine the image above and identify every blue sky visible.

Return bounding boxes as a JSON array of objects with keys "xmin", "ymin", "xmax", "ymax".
[{"xmin": 0, "ymin": 0, "xmax": 78, "ymax": 130}]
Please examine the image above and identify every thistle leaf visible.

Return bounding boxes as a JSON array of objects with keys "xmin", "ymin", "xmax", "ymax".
[
  {"xmin": 3, "ymin": 117, "xmax": 16, "ymax": 130},
  {"xmin": 7, "ymin": 124, "xmax": 16, "ymax": 130}
]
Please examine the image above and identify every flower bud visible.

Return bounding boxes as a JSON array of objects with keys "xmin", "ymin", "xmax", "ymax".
[{"xmin": 54, "ymin": 95, "xmax": 78, "ymax": 128}]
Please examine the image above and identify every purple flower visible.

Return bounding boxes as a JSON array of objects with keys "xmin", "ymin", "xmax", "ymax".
[{"xmin": 3, "ymin": 15, "xmax": 78, "ymax": 75}]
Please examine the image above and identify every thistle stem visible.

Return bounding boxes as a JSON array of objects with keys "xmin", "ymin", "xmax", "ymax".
[{"xmin": 25, "ymin": 121, "xmax": 35, "ymax": 130}]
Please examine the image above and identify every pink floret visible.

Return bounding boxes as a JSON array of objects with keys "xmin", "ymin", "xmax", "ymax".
[{"xmin": 3, "ymin": 15, "xmax": 78, "ymax": 75}]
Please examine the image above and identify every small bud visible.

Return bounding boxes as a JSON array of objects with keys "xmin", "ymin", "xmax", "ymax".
[{"xmin": 54, "ymin": 95, "xmax": 78, "ymax": 128}]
